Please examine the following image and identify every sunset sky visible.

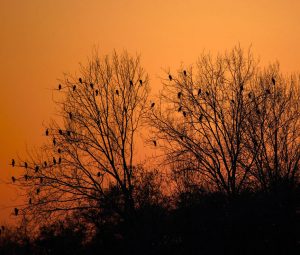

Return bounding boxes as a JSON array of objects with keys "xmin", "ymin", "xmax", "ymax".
[{"xmin": 0, "ymin": 0, "xmax": 300, "ymax": 223}]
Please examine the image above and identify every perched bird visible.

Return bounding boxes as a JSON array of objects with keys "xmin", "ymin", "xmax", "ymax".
[
  {"xmin": 29, "ymin": 198, "xmax": 32, "ymax": 205},
  {"xmin": 58, "ymin": 157, "xmax": 62, "ymax": 164},
  {"xmin": 12, "ymin": 159, "xmax": 15, "ymax": 167},
  {"xmin": 198, "ymin": 89, "xmax": 201, "ymax": 96},
  {"xmin": 69, "ymin": 112, "xmax": 72, "ymax": 120},
  {"xmin": 45, "ymin": 129, "xmax": 49, "ymax": 136},
  {"xmin": 73, "ymin": 85, "xmax": 76, "ymax": 91},
  {"xmin": 11, "ymin": 176, "xmax": 16, "ymax": 183},
  {"xmin": 24, "ymin": 174, "xmax": 28, "ymax": 181},
  {"xmin": 44, "ymin": 161, "xmax": 47, "ymax": 167},
  {"xmin": 139, "ymin": 80, "xmax": 143, "ymax": 86},
  {"xmin": 153, "ymin": 140, "xmax": 157, "ymax": 147},
  {"xmin": 97, "ymin": 172, "xmax": 101, "ymax": 177},
  {"xmin": 35, "ymin": 166, "xmax": 39, "ymax": 173},
  {"xmin": 59, "ymin": 129, "xmax": 63, "ymax": 135},
  {"xmin": 53, "ymin": 157, "xmax": 56, "ymax": 165},
  {"xmin": 58, "ymin": 84, "xmax": 62, "ymax": 90},
  {"xmin": 272, "ymin": 77, "xmax": 275, "ymax": 85},
  {"xmin": 183, "ymin": 70, "xmax": 187, "ymax": 76},
  {"xmin": 183, "ymin": 111, "xmax": 187, "ymax": 117},
  {"xmin": 178, "ymin": 106, "xmax": 182, "ymax": 112},
  {"xmin": 14, "ymin": 208, "xmax": 18, "ymax": 216},
  {"xmin": 199, "ymin": 114, "xmax": 203, "ymax": 122},
  {"xmin": 36, "ymin": 188, "xmax": 40, "ymax": 195},
  {"xmin": 90, "ymin": 83, "xmax": 94, "ymax": 89},
  {"xmin": 168, "ymin": 74, "xmax": 172, "ymax": 81},
  {"xmin": 58, "ymin": 148, "xmax": 61, "ymax": 154},
  {"xmin": 95, "ymin": 89, "xmax": 99, "ymax": 96},
  {"xmin": 116, "ymin": 89, "xmax": 119, "ymax": 96},
  {"xmin": 178, "ymin": 92, "xmax": 182, "ymax": 99},
  {"xmin": 206, "ymin": 91, "xmax": 210, "ymax": 96},
  {"xmin": 151, "ymin": 102, "xmax": 155, "ymax": 108},
  {"xmin": 79, "ymin": 78, "xmax": 82, "ymax": 84},
  {"xmin": 24, "ymin": 162, "xmax": 28, "ymax": 169},
  {"xmin": 130, "ymin": 80, "xmax": 133, "ymax": 86}
]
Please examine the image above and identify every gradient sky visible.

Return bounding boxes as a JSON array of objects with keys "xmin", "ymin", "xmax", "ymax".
[{"xmin": 1, "ymin": 0, "xmax": 300, "ymax": 223}]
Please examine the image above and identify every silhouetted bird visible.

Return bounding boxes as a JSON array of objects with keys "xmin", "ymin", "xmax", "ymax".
[
  {"xmin": 151, "ymin": 102, "xmax": 155, "ymax": 108},
  {"xmin": 58, "ymin": 157, "xmax": 62, "ymax": 164},
  {"xmin": 11, "ymin": 176, "xmax": 16, "ymax": 183},
  {"xmin": 139, "ymin": 80, "xmax": 143, "ymax": 85},
  {"xmin": 116, "ymin": 89, "xmax": 119, "ymax": 96},
  {"xmin": 183, "ymin": 111, "xmax": 187, "ymax": 117},
  {"xmin": 130, "ymin": 80, "xmax": 133, "ymax": 86},
  {"xmin": 14, "ymin": 208, "xmax": 18, "ymax": 216},
  {"xmin": 272, "ymin": 77, "xmax": 275, "ymax": 85},
  {"xmin": 169, "ymin": 74, "xmax": 172, "ymax": 81},
  {"xmin": 97, "ymin": 172, "xmax": 101, "ymax": 177},
  {"xmin": 90, "ymin": 83, "xmax": 94, "ymax": 89},
  {"xmin": 44, "ymin": 161, "xmax": 47, "ymax": 167},
  {"xmin": 199, "ymin": 114, "xmax": 203, "ymax": 122},
  {"xmin": 69, "ymin": 112, "xmax": 72, "ymax": 120},
  {"xmin": 24, "ymin": 162, "xmax": 28, "ymax": 169},
  {"xmin": 198, "ymin": 89, "xmax": 201, "ymax": 96},
  {"xmin": 24, "ymin": 174, "xmax": 28, "ymax": 181},
  {"xmin": 153, "ymin": 140, "xmax": 157, "ymax": 146},
  {"xmin": 79, "ymin": 78, "xmax": 82, "ymax": 84},
  {"xmin": 95, "ymin": 89, "xmax": 99, "ymax": 96},
  {"xmin": 29, "ymin": 198, "xmax": 32, "ymax": 204},
  {"xmin": 178, "ymin": 92, "xmax": 182, "ymax": 99},
  {"xmin": 46, "ymin": 129, "xmax": 49, "ymax": 136},
  {"xmin": 206, "ymin": 91, "xmax": 210, "ymax": 96},
  {"xmin": 35, "ymin": 166, "xmax": 39, "ymax": 173},
  {"xmin": 178, "ymin": 106, "xmax": 182, "ymax": 112},
  {"xmin": 58, "ymin": 148, "xmax": 61, "ymax": 154},
  {"xmin": 183, "ymin": 70, "xmax": 187, "ymax": 76},
  {"xmin": 12, "ymin": 159, "xmax": 15, "ymax": 167},
  {"xmin": 36, "ymin": 188, "xmax": 40, "ymax": 194},
  {"xmin": 58, "ymin": 84, "xmax": 62, "ymax": 90},
  {"xmin": 59, "ymin": 129, "xmax": 63, "ymax": 135},
  {"xmin": 53, "ymin": 157, "xmax": 56, "ymax": 165},
  {"xmin": 73, "ymin": 85, "xmax": 76, "ymax": 91}
]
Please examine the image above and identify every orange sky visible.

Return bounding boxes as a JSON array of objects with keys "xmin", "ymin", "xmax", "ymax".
[{"xmin": 1, "ymin": 0, "xmax": 300, "ymax": 224}]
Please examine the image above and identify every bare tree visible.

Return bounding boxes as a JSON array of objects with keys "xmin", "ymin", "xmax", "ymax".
[
  {"xmin": 13, "ymin": 51, "xmax": 150, "ymax": 223},
  {"xmin": 149, "ymin": 46, "xmax": 260, "ymax": 196},
  {"xmin": 244, "ymin": 64, "xmax": 300, "ymax": 191}
]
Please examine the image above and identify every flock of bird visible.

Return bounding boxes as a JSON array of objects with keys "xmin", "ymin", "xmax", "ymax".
[{"xmin": 9, "ymin": 73, "xmax": 276, "ymax": 217}]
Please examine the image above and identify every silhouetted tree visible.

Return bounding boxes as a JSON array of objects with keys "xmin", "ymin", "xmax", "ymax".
[
  {"xmin": 13, "ymin": 51, "xmax": 150, "ymax": 225},
  {"xmin": 149, "ymin": 46, "xmax": 259, "ymax": 196}
]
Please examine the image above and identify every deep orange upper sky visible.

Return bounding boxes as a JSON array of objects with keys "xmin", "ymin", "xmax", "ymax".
[{"xmin": 1, "ymin": 0, "xmax": 300, "ymax": 224}]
